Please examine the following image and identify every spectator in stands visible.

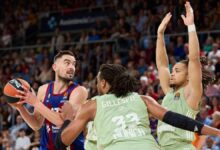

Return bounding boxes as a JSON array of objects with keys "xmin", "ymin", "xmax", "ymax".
[
  {"xmin": 50, "ymin": 27, "xmax": 64, "ymax": 53},
  {"xmin": 88, "ymin": 29, "xmax": 101, "ymax": 41},
  {"xmin": 208, "ymin": 97, "xmax": 220, "ymax": 116},
  {"xmin": 198, "ymin": 108, "xmax": 212, "ymax": 125},
  {"xmin": 205, "ymin": 59, "xmax": 216, "ymax": 73},
  {"xmin": 127, "ymin": 61, "xmax": 139, "ymax": 78},
  {"xmin": 205, "ymin": 83, "xmax": 220, "ymax": 98},
  {"xmin": 139, "ymin": 75, "xmax": 148, "ymax": 95},
  {"xmin": 174, "ymin": 36, "xmax": 186, "ymax": 61},
  {"xmin": 137, "ymin": 58, "xmax": 148, "ymax": 75},
  {"xmin": 203, "ymin": 36, "xmax": 214, "ymax": 54},
  {"xmin": 9, "ymin": 115, "xmax": 28, "ymax": 142},
  {"xmin": 208, "ymin": 43, "xmax": 220, "ymax": 65},
  {"xmin": 15, "ymin": 129, "xmax": 31, "ymax": 150},
  {"xmin": 2, "ymin": 128, "xmax": 13, "ymax": 150},
  {"xmin": 37, "ymin": 60, "xmax": 53, "ymax": 83},
  {"xmin": 1, "ymin": 27, "xmax": 12, "ymax": 47},
  {"xmin": 136, "ymin": 9, "xmax": 148, "ymax": 33},
  {"xmin": 202, "ymin": 136, "xmax": 219, "ymax": 150}
]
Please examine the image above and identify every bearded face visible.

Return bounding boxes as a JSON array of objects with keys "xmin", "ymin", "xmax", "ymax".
[{"xmin": 53, "ymin": 55, "xmax": 76, "ymax": 82}]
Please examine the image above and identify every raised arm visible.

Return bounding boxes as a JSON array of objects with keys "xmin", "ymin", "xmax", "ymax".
[
  {"xmin": 181, "ymin": 2, "xmax": 202, "ymax": 110},
  {"xmin": 141, "ymin": 95, "xmax": 220, "ymax": 137},
  {"xmin": 156, "ymin": 13, "xmax": 172, "ymax": 94}
]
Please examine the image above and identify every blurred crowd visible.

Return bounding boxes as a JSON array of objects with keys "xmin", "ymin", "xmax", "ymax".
[
  {"xmin": 0, "ymin": 0, "xmax": 220, "ymax": 150},
  {"xmin": 0, "ymin": 0, "xmax": 220, "ymax": 47}
]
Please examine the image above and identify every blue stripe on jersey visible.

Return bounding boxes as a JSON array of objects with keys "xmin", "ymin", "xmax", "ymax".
[{"xmin": 40, "ymin": 82, "xmax": 85, "ymax": 150}]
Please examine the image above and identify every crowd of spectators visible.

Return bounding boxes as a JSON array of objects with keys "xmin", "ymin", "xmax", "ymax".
[
  {"xmin": 0, "ymin": 0, "xmax": 220, "ymax": 47},
  {"xmin": 0, "ymin": 0, "xmax": 220, "ymax": 149}
]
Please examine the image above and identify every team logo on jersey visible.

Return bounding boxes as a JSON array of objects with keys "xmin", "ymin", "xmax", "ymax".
[
  {"xmin": 63, "ymin": 92, "xmax": 68, "ymax": 100},
  {"xmin": 174, "ymin": 92, "xmax": 180, "ymax": 101}
]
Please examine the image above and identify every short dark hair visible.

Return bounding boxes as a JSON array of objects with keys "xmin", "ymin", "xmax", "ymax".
[
  {"xmin": 99, "ymin": 64, "xmax": 140, "ymax": 97},
  {"xmin": 54, "ymin": 50, "xmax": 77, "ymax": 62},
  {"xmin": 19, "ymin": 128, "xmax": 26, "ymax": 133}
]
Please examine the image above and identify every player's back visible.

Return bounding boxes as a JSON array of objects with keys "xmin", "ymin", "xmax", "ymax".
[
  {"xmin": 94, "ymin": 92, "xmax": 160, "ymax": 150},
  {"xmin": 40, "ymin": 81, "xmax": 84, "ymax": 150}
]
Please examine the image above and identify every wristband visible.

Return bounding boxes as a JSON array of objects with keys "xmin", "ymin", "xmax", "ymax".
[
  {"xmin": 55, "ymin": 120, "xmax": 71, "ymax": 150},
  {"xmin": 188, "ymin": 24, "xmax": 196, "ymax": 32}
]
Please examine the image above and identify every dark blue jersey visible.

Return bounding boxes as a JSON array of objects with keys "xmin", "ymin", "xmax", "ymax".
[{"xmin": 39, "ymin": 82, "xmax": 84, "ymax": 150}]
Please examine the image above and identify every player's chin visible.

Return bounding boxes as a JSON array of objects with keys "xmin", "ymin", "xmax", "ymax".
[
  {"xmin": 63, "ymin": 75, "xmax": 73, "ymax": 81},
  {"xmin": 169, "ymin": 81, "xmax": 175, "ymax": 87},
  {"xmin": 66, "ymin": 74, "xmax": 74, "ymax": 78}
]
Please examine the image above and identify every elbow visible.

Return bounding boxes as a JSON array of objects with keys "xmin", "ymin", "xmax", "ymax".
[
  {"xmin": 31, "ymin": 125, "xmax": 41, "ymax": 131},
  {"xmin": 62, "ymin": 135, "xmax": 72, "ymax": 146}
]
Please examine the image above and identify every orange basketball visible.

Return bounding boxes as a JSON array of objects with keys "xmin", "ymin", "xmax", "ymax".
[{"xmin": 3, "ymin": 78, "xmax": 30, "ymax": 103}]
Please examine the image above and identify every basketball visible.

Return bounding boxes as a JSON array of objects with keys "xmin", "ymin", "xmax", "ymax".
[{"xmin": 3, "ymin": 78, "xmax": 30, "ymax": 103}]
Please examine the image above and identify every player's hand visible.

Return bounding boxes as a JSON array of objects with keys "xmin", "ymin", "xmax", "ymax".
[
  {"xmin": 15, "ymin": 86, "xmax": 39, "ymax": 107},
  {"xmin": 8, "ymin": 101, "xmax": 25, "ymax": 110},
  {"xmin": 60, "ymin": 102, "xmax": 77, "ymax": 121},
  {"xmin": 157, "ymin": 12, "xmax": 172, "ymax": 34},
  {"xmin": 181, "ymin": 1, "xmax": 194, "ymax": 26}
]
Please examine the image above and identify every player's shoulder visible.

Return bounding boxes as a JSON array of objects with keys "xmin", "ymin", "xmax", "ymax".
[
  {"xmin": 38, "ymin": 83, "xmax": 50, "ymax": 94},
  {"xmin": 69, "ymin": 85, "xmax": 88, "ymax": 102},
  {"xmin": 74, "ymin": 85, "xmax": 88, "ymax": 94}
]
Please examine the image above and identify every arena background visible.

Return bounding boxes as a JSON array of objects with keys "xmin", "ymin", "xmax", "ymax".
[{"xmin": 0, "ymin": 0, "xmax": 219, "ymax": 149}]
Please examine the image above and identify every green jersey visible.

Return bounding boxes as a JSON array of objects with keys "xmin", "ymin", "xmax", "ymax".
[
  {"xmin": 85, "ymin": 121, "xmax": 97, "ymax": 150},
  {"xmin": 94, "ymin": 92, "xmax": 160, "ymax": 150},
  {"xmin": 85, "ymin": 96, "xmax": 99, "ymax": 150},
  {"xmin": 157, "ymin": 88, "xmax": 199, "ymax": 150}
]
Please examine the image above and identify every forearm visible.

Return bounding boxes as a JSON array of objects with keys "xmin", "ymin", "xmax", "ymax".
[
  {"xmin": 55, "ymin": 120, "xmax": 71, "ymax": 150},
  {"xmin": 188, "ymin": 25, "xmax": 200, "ymax": 59},
  {"xmin": 34, "ymin": 102, "xmax": 64, "ymax": 127},
  {"xmin": 162, "ymin": 111, "xmax": 214, "ymax": 135},
  {"xmin": 156, "ymin": 33, "xmax": 169, "ymax": 68},
  {"xmin": 17, "ymin": 106, "xmax": 42, "ymax": 131},
  {"xmin": 201, "ymin": 125, "xmax": 220, "ymax": 137}
]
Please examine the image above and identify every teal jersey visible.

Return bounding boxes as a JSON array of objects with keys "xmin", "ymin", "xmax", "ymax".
[
  {"xmin": 157, "ymin": 88, "xmax": 199, "ymax": 149},
  {"xmin": 85, "ymin": 96, "xmax": 99, "ymax": 150},
  {"xmin": 94, "ymin": 92, "xmax": 160, "ymax": 150}
]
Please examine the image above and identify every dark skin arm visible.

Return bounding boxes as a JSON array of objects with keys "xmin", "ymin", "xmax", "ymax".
[
  {"xmin": 141, "ymin": 95, "xmax": 220, "ymax": 137},
  {"xmin": 59, "ymin": 95, "xmax": 220, "ymax": 147},
  {"xmin": 61, "ymin": 100, "xmax": 96, "ymax": 146}
]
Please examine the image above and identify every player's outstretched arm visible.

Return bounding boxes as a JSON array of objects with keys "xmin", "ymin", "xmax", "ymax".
[
  {"xmin": 156, "ymin": 13, "xmax": 172, "ymax": 94},
  {"xmin": 181, "ymin": 1, "xmax": 202, "ymax": 110},
  {"xmin": 141, "ymin": 95, "xmax": 220, "ymax": 137}
]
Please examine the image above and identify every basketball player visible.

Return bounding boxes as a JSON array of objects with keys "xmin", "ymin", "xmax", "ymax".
[
  {"xmin": 156, "ymin": 2, "xmax": 214, "ymax": 150},
  {"xmin": 53, "ymin": 64, "xmax": 220, "ymax": 150},
  {"xmin": 13, "ymin": 50, "xmax": 88, "ymax": 150}
]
